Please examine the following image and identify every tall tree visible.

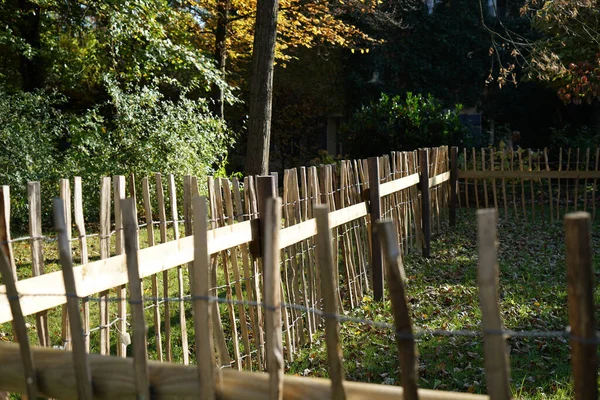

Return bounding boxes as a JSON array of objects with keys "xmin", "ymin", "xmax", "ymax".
[{"xmin": 245, "ymin": 0, "xmax": 280, "ymax": 175}]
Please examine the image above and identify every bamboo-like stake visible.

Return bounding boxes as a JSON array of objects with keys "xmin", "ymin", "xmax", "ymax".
[
  {"xmin": 566, "ymin": 149, "xmax": 572, "ymax": 214},
  {"xmin": 73, "ymin": 177, "xmax": 90, "ymax": 352},
  {"xmin": 114, "ymin": 175, "xmax": 127, "ymax": 358},
  {"xmin": 565, "ymin": 212, "xmax": 598, "ymax": 400},
  {"xmin": 59, "ymin": 179, "xmax": 72, "ymax": 351},
  {"xmin": 0, "ymin": 342, "xmax": 492, "ymax": 400},
  {"xmin": 0, "ymin": 245, "xmax": 37, "ymax": 400},
  {"xmin": 537, "ymin": 151, "xmax": 544, "ymax": 222},
  {"xmin": 544, "ymin": 149, "xmax": 554, "ymax": 224},
  {"xmin": 223, "ymin": 179, "xmax": 252, "ymax": 370},
  {"xmin": 155, "ymin": 173, "xmax": 171, "ymax": 362},
  {"xmin": 142, "ymin": 177, "xmax": 163, "ymax": 361},
  {"xmin": 377, "ymin": 220, "xmax": 419, "ymax": 400},
  {"xmin": 245, "ymin": 176, "xmax": 265, "ymax": 368},
  {"xmin": 54, "ymin": 198, "xmax": 93, "ymax": 400},
  {"xmin": 0, "ymin": 186, "xmax": 16, "ymax": 279},
  {"xmin": 528, "ymin": 150, "xmax": 535, "ymax": 220},
  {"xmin": 593, "ymin": 148, "xmax": 599, "ymax": 220},
  {"xmin": 215, "ymin": 178, "xmax": 241, "ymax": 370},
  {"xmin": 481, "ymin": 148, "xmax": 489, "ymax": 209},
  {"xmin": 491, "ymin": 149, "xmax": 498, "ymax": 214},
  {"xmin": 282, "ymin": 170, "xmax": 299, "ymax": 352},
  {"xmin": 237, "ymin": 177, "xmax": 262, "ymax": 370},
  {"xmin": 292, "ymin": 170, "xmax": 310, "ymax": 344},
  {"xmin": 122, "ymin": 198, "xmax": 151, "ymax": 400},
  {"xmin": 192, "ymin": 196, "xmax": 218, "ymax": 400},
  {"xmin": 167, "ymin": 174, "xmax": 189, "ymax": 365},
  {"xmin": 99, "ymin": 176, "xmax": 111, "ymax": 355},
  {"xmin": 557, "ymin": 148, "xmax": 563, "ymax": 221},
  {"xmin": 501, "ymin": 149, "xmax": 508, "ymax": 218},
  {"xmin": 297, "ymin": 167, "xmax": 314, "ymax": 345},
  {"xmin": 315, "ymin": 205, "xmax": 347, "ymax": 400},
  {"xmin": 574, "ymin": 148, "xmax": 581, "ymax": 211},
  {"xmin": 477, "ymin": 208, "xmax": 511, "ymax": 400},
  {"xmin": 584, "ymin": 149, "xmax": 590, "ymax": 211},
  {"xmin": 128, "ymin": 174, "xmax": 140, "ymax": 247},
  {"xmin": 263, "ymin": 197, "xmax": 284, "ymax": 400},
  {"xmin": 27, "ymin": 181, "xmax": 49, "ymax": 347},
  {"xmin": 518, "ymin": 150, "xmax": 527, "ymax": 223},
  {"xmin": 473, "ymin": 148, "xmax": 479, "ymax": 209},
  {"xmin": 208, "ymin": 177, "xmax": 233, "ymax": 368},
  {"xmin": 464, "ymin": 148, "xmax": 470, "ymax": 209},
  {"xmin": 510, "ymin": 150, "xmax": 518, "ymax": 220}
]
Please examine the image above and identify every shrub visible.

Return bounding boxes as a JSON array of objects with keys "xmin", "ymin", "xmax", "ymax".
[
  {"xmin": 340, "ymin": 92, "xmax": 468, "ymax": 158},
  {"xmin": 0, "ymin": 82, "xmax": 234, "ymax": 231},
  {"xmin": 0, "ymin": 89, "xmax": 66, "ymax": 228}
]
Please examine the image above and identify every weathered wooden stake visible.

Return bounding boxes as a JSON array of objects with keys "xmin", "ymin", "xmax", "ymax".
[
  {"xmin": 450, "ymin": 147, "xmax": 458, "ymax": 227},
  {"xmin": 122, "ymin": 198, "xmax": 151, "ymax": 400},
  {"xmin": 419, "ymin": 150, "xmax": 431, "ymax": 257},
  {"xmin": 565, "ymin": 212, "xmax": 598, "ymax": 400},
  {"xmin": 54, "ymin": 198, "xmax": 93, "ymax": 400},
  {"xmin": 368, "ymin": 156, "xmax": 384, "ymax": 301},
  {"xmin": 263, "ymin": 197, "xmax": 283, "ymax": 400},
  {"xmin": 315, "ymin": 205, "xmax": 347, "ymax": 400},
  {"xmin": 192, "ymin": 196, "xmax": 218, "ymax": 400},
  {"xmin": 377, "ymin": 220, "xmax": 419, "ymax": 400},
  {"xmin": 477, "ymin": 209, "xmax": 511, "ymax": 400}
]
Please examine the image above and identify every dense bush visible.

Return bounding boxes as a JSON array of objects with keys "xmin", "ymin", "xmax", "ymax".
[
  {"xmin": 0, "ymin": 83, "xmax": 233, "ymax": 231},
  {"xmin": 339, "ymin": 93, "xmax": 468, "ymax": 158},
  {"xmin": 0, "ymin": 90, "xmax": 66, "ymax": 226}
]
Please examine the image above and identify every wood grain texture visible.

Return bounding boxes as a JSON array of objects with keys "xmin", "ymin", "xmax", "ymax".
[
  {"xmin": 54, "ymin": 198, "xmax": 93, "ymax": 400},
  {"xmin": 122, "ymin": 198, "xmax": 151, "ymax": 400},
  {"xmin": 377, "ymin": 220, "xmax": 418, "ymax": 400},
  {"xmin": 0, "ymin": 341, "xmax": 491, "ymax": 400},
  {"xmin": 315, "ymin": 205, "xmax": 347, "ymax": 400},
  {"xmin": 477, "ymin": 209, "xmax": 511, "ymax": 400},
  {"xmin": 565, "ymin": 212, "xmax": 598, "ymax": 400}
]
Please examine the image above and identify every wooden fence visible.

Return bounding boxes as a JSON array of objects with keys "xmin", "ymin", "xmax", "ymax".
[
  {"xmin": 0, "ymin": 145, "xmax": 598, "ymax": 399},
  {"xmin": 0, "ymin": 147, "xmax": 449, "ymax": 366},
  {"xmin": 456, "ymin": 146, "xmax": 600, "ymax": 222}
]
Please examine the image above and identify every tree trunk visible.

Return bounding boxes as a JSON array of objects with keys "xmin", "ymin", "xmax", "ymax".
[
  {"xmin": 210, "ymin": 0, "xmax": 230, "ymax": 119},
  {"xmin": 245, "ymin": 0, "xmax": 280, "ymax": 176},
  {"xmin": 18, "ymin": 0, "xmax": 43, "ymax": 92}
]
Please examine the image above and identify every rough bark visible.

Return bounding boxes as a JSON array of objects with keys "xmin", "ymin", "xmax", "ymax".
[
  {"xmin": 18, "ymin": 0, "xmax": 43, "ymax": 92},
  {"xmin": 245, "ymin": 0, "xmax": 280, "ymax": 176},
  {"xmin": 210, "ymin": 0, "xmax": 230, "ymax": 119}
]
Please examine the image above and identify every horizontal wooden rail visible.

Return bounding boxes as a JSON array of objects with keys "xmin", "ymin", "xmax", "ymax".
[
  {"xmin": 429, "ymin": 171, "xmax": 450, "ymax": 187},
  {"xmin": 458, "ymin": 170, "xmax": 600, "ymax": 180},
  {"xmin": 0, "ymin": 342, "xmax": 489, "ymax": 400},
  {"xmin": 380, "ymin": 173, "xmax": 420, "ymax": 197},
  {"xmin": 0, "ymin": 221, "xmax": 254, "ymax": 323},
  {"xmin": 279, "ymin": 202, "xmax": 368, "ymax": 248}
]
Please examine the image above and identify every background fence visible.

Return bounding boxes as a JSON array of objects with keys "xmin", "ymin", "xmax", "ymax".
[{"xmin": 0, "ymin": 145, "xmax": 598, "ymax": 399}]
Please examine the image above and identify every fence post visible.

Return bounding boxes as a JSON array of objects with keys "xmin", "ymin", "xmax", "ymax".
[
  {"xmin": 256, "ymin": 175, "xmax": 277, "ymax": 258},
  {"xmin": 315, "ymin": 205, "xmax": 347, "ymax": 400},
  {"xmin": 565, "ymin": 212, "xmax": 598, "ymax": 400},
  {"xmin": 377, "ymin": 220, "xmax": 419, "ymax": 400},
  {"xmin": 477, "ymin": 209, "xmax": 511, "ymax": 400},
  {"xmin": 450, "ymin": 146, "xmax": 458, "ymax": 227},
  {"xmin": 0, "ymin": 186, "xmax": 16, "ymax": 279},
  {"xmin": 368, "ymin": 157, "xmax": 384, "ymax": 301},
  {"xmin": 419, "ymin": 150, "xmax": 431, "ymax": 257},
  {"xmin": 263, "ymin": 197, "xmax": 283, "ymax": 400}
]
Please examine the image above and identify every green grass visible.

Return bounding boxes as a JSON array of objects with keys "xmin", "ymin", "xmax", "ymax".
[
  {"xmin": 287, "ymin": 209, "xmax": 600, "ymax": 399},
  {"xmin": 3, "ymin": 209, "xmax": 600, "ymax": 398}
]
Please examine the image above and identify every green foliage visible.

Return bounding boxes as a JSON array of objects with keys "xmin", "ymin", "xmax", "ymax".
[
  {"xmin": 0, "ymin": 83, "xmax": 233, "ymax": 231},
  {"xmin": 547, "ymin": 124, "xmax": 600, "ymax": 149},
  {"xmin": 0, "ymin": 89, "xmax": 66, "ymax": 225},
  {"xmin": 340, "ymin": 92, "xmax": 467, "ymax": 158}
]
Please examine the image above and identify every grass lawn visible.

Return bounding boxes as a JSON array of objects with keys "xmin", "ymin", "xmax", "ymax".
[
  {"xmin": 287, "ymin": 208, "xmax": 600, "ymax": 399},
  {"xmin": 2, "ymin": 208, "xmax": 600, "ymax": 399}
]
